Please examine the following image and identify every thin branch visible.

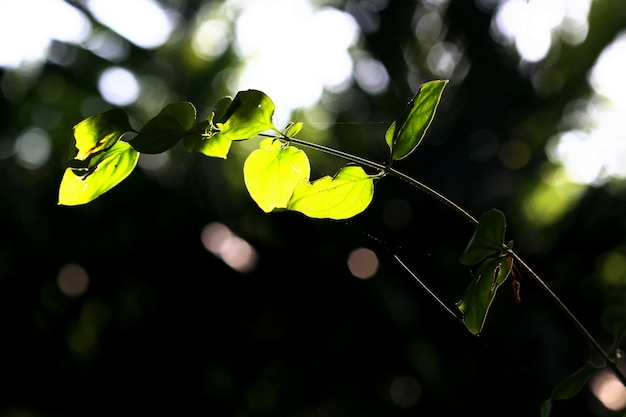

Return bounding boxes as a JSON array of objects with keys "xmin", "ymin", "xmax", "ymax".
[
  {"xmin": 268, "ymin": 133, "xmax": 626, "ymax": 385},
  {"xmin": 509, "ymin": 250, "xmax": 626, "ymax": 386}
]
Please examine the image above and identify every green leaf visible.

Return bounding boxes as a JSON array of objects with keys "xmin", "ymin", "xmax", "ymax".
[
  {"xmin": 287, "ymin": 165, "xmax": 374, "ymax": 220},
  {"xmin": 183, "ymin": 98, "xmax": 235, "ymax": 158},
  {"xmin": 540, "ymin": 362, "xmax": 603, "ymax": 417},
  {"xmin": 243, "ymin": 138, "xmax": 311, "ymax": 212},
  {"xmin": 284, "ymin": 121, "xmax": 303, "ymax": 137},
  {"xmin": 211, "ymin": 96, "xmax": 234, "ymax": 125},
  {"xmin": 70, "ymin": 108, "xmax": 132, "ymax": 162},
  {"xmin": 457, "ymin": 256, "xmax": 512, "ymax": 335},
  {"xmin": 459, "ymin": 209, "xmax": 508, "ymax": 266},
  {"xmin": 217, "ymin": 89, "xmax": 276, "ymax": 140},
  {"xmin": 58, "ymin": 141, "xmax": 139, "ymax": 206},
  {"xmin": 385, "ymin": 80, "xmax": 448, "ymax": 161},
  {"xmin": 130, "ymin": 102, "xmax": 197, "ymax": 154},
  {"xmin": 183, "ymin": 131, "xmax": 232, "ymax": 159}
]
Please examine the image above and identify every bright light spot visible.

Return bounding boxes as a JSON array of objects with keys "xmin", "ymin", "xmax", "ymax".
[
  {"xmin": 426, "ymin": 42, "xmax": 463, "ymax": 78},
  {"xmin": 192, "ymin": 19, "xmax": 230, "ymax": 60},
  {"xmin": 0, "ymin": 0, "xmax": 90, "ymax": 69},
  {"xmin": 98, "ymin": 67, "xmax": 140, "ymax": 106},
  {"xmin": 57, "ymin": 263, "xmax": 89, "ymax": 297},
  {"xmin": 521, "ymin": 166, "xmax": 585, "ymax": 227},
  {"xmin": 13, "ymin": 127, "xmax": 52, "ymax": 169},
  {"xmin": 547, "ymin": 32, "xmax": 626, "ymax": 186},
  {"xmin": 354, "ymin": 56, "xmax": 389, "ymax": 95},
  {"xmin": 201, "ymin": 222, "xmax": 258, "ymax": 273},
  {"xmin": 86, "ymin": 0, "xmax": 176, "ymax": 49},
  {"xmin": 547, "ymin": 130, "xmax": 605, "ymax": 184},
  {"xmin": 347, "ymin": 247, "xmax": 379, "ymax": 279},
  {"xmin": 389, "ymin": 376, "xmax": 421, "ymax": 407},
  {"xmin": 492, "ymin": 0, "xmax": 591, "ymax": 63},
  {"xmin": 228, "ymin": 0, "xmax": 360, "ymax": 124},
  {"xmin": 589, "ymin": 370, "xmax": 626, "ymax": 412},
  {"xmin": 589, "ymin": 32, "xmax": 626, "ymax": 110},
  {"xmin": 85, "ymin": 30, "xmax": 131, "ymax": 62},
  {"xmin": 414, "ymin": 11, "xmax": 444, "ymax": 44}
]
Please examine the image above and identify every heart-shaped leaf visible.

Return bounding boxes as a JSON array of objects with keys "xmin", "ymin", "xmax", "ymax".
[
  {"xmin": 243, "ymin": 138, "xmax": 310, "ymax": 212},
  {"xmin": 216, "ymin": 90, "xmax": 276, "ymax": 140},
  {"xmin": 386, "ymin": 80, "xmax": 448, "ymax": 161},
  {"xmin": 130, "ymin": 102, "xmax": 197, "ymax": 154},
  {"xmin": 287, "ymin": 165, "xmax": 374, "ymax": 220},
  {"xmin": 58, "ymin": 141, "xmax": 139, "ymax": 206},
  {"xmin": 70, "ymin": 108, "xmax": 132, "ymax": 162},
  {"xmin": 459, "ymin": 209, "xmax": 508, "ymax": 266},
  {"xmin": 457, "ymin": 256, "xmax": 512, "ymax": 334}
]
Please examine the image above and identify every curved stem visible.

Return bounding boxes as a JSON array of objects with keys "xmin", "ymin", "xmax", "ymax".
[
  {"xmin": 509, "ymin": 250, "xmax": 626, "ymax": 386},
  {"xmin": 387, "ymin": 166, "xmax": 478, "ymax": 226},
  {"xmin": 275, "ymin": 134, "xmax": 626, "ymax": 384}
]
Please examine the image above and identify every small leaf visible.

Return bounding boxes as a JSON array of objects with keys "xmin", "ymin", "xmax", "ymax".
[
  {"xmin": 183, "ymin": 132, "xmax": 232, "ymax": 159},
  {"xmin": 70, "ymin": 109, "xmax": 132, "ymax": 161},
  {"xmin": 243, "ymin": 138, "xmax": 310, "ymax": 212},
  {"xmin": 551, "ymin": 362, "xmax": 601, "ymax": 401},
  {"xmin": 130, "ymin": 102, "xmax": 197, "ymax": 154},
  {"xmin": 58, "ymin": 141, "xmax": 139, "ymax": 206},
  {"xmin": 287, "ymin": 165, "xmax": 374, "ymax": 220},
  {"xmin": 217, "ymin": 90, "xmax": 276, "ymax": 140},
  {"xmin": 284, "ymin": 121, "xmax": 303, "ymax": 137},
  {"xmin": 385, "ymin": 80, "xmax": 448, "ymax": 161},
  {"xmin": 457, "ymin": 256, "xmax": 512, "ymax": 335},
  {"xmin": 540, "ymin": 362, "xmax": 603, "ymax": 417},
  {"xmin": 459, "ymin": 209, "xmax": 507, "ymax": 266}
]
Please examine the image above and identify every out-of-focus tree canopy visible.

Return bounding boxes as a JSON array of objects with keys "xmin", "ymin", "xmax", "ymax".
[{"xmin": 1, "ymin": 0, "xmax": 625, "ymax": 416}]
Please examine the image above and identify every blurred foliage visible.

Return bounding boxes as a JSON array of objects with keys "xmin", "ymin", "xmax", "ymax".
[{"xmin": 1, "ymin": 0, "xmax": 626, "ymax": 416}]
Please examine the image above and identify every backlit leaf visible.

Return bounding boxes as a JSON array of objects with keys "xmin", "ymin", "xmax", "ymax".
[
  {"xmin": 287, "ymin": 165, "xmax": 374, "ymax": 220},
  {"xmin": 385, "ymin": 80, "xmax": 448, "ymax": 160},
  {"xmin": 243, "ymin": 138, "xmax": 310, "ymax": 212},
  {"xmin": 183, "ymin": 131, "xmax": 232, "ymax": 159},
  {"xmin": 58, "ymin": 141, "xmax": 139, "ymax": 206},
  {"xmin": 217, "ymin": 89, "xmax": 276, "ymax": 140},
  {"xmin": 70, "ymin": 108, "xmax": 132, "ymax": 162},
  {"xmin": 284, "ymin": 121, "xmax": 303, "ymax": 137}
]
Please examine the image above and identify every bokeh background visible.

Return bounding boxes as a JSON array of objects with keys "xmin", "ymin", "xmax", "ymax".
[{"xmin": 1, "ymin": 0, "xmax": 626, "ymax": 416}]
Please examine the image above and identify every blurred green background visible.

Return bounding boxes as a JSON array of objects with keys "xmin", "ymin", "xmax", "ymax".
[{"xmin": 1, "ymin": 0, "xmax": 626, "ymax": 416}]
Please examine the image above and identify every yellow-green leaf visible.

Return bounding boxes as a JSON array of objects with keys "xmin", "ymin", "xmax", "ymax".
[
  {"xmin": 183, "ymin": 132, "xmax": 232, "ymax": 159},
  {"xmin": 71, "ymin": 108, "xmax": 132, "ymax": 161},
  {"xmin": 58, "ymin": 141, "xmax": 139, "ymax": 206},
  {"xmin": 287, "ymin": 165, "xmax": 374, "ymax": 220},
  {"xmin": 217, "ymin": 90, "xmax": 276, "ymax": 140},
  {"xmin": 243, "ymin": 138, "xmax": 310, "ymax": 212}
]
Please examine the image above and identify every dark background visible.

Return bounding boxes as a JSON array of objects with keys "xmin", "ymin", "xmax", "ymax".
[{"xmin": 1, "ymin": 1, "xmax": 625, "ymax": 416}]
